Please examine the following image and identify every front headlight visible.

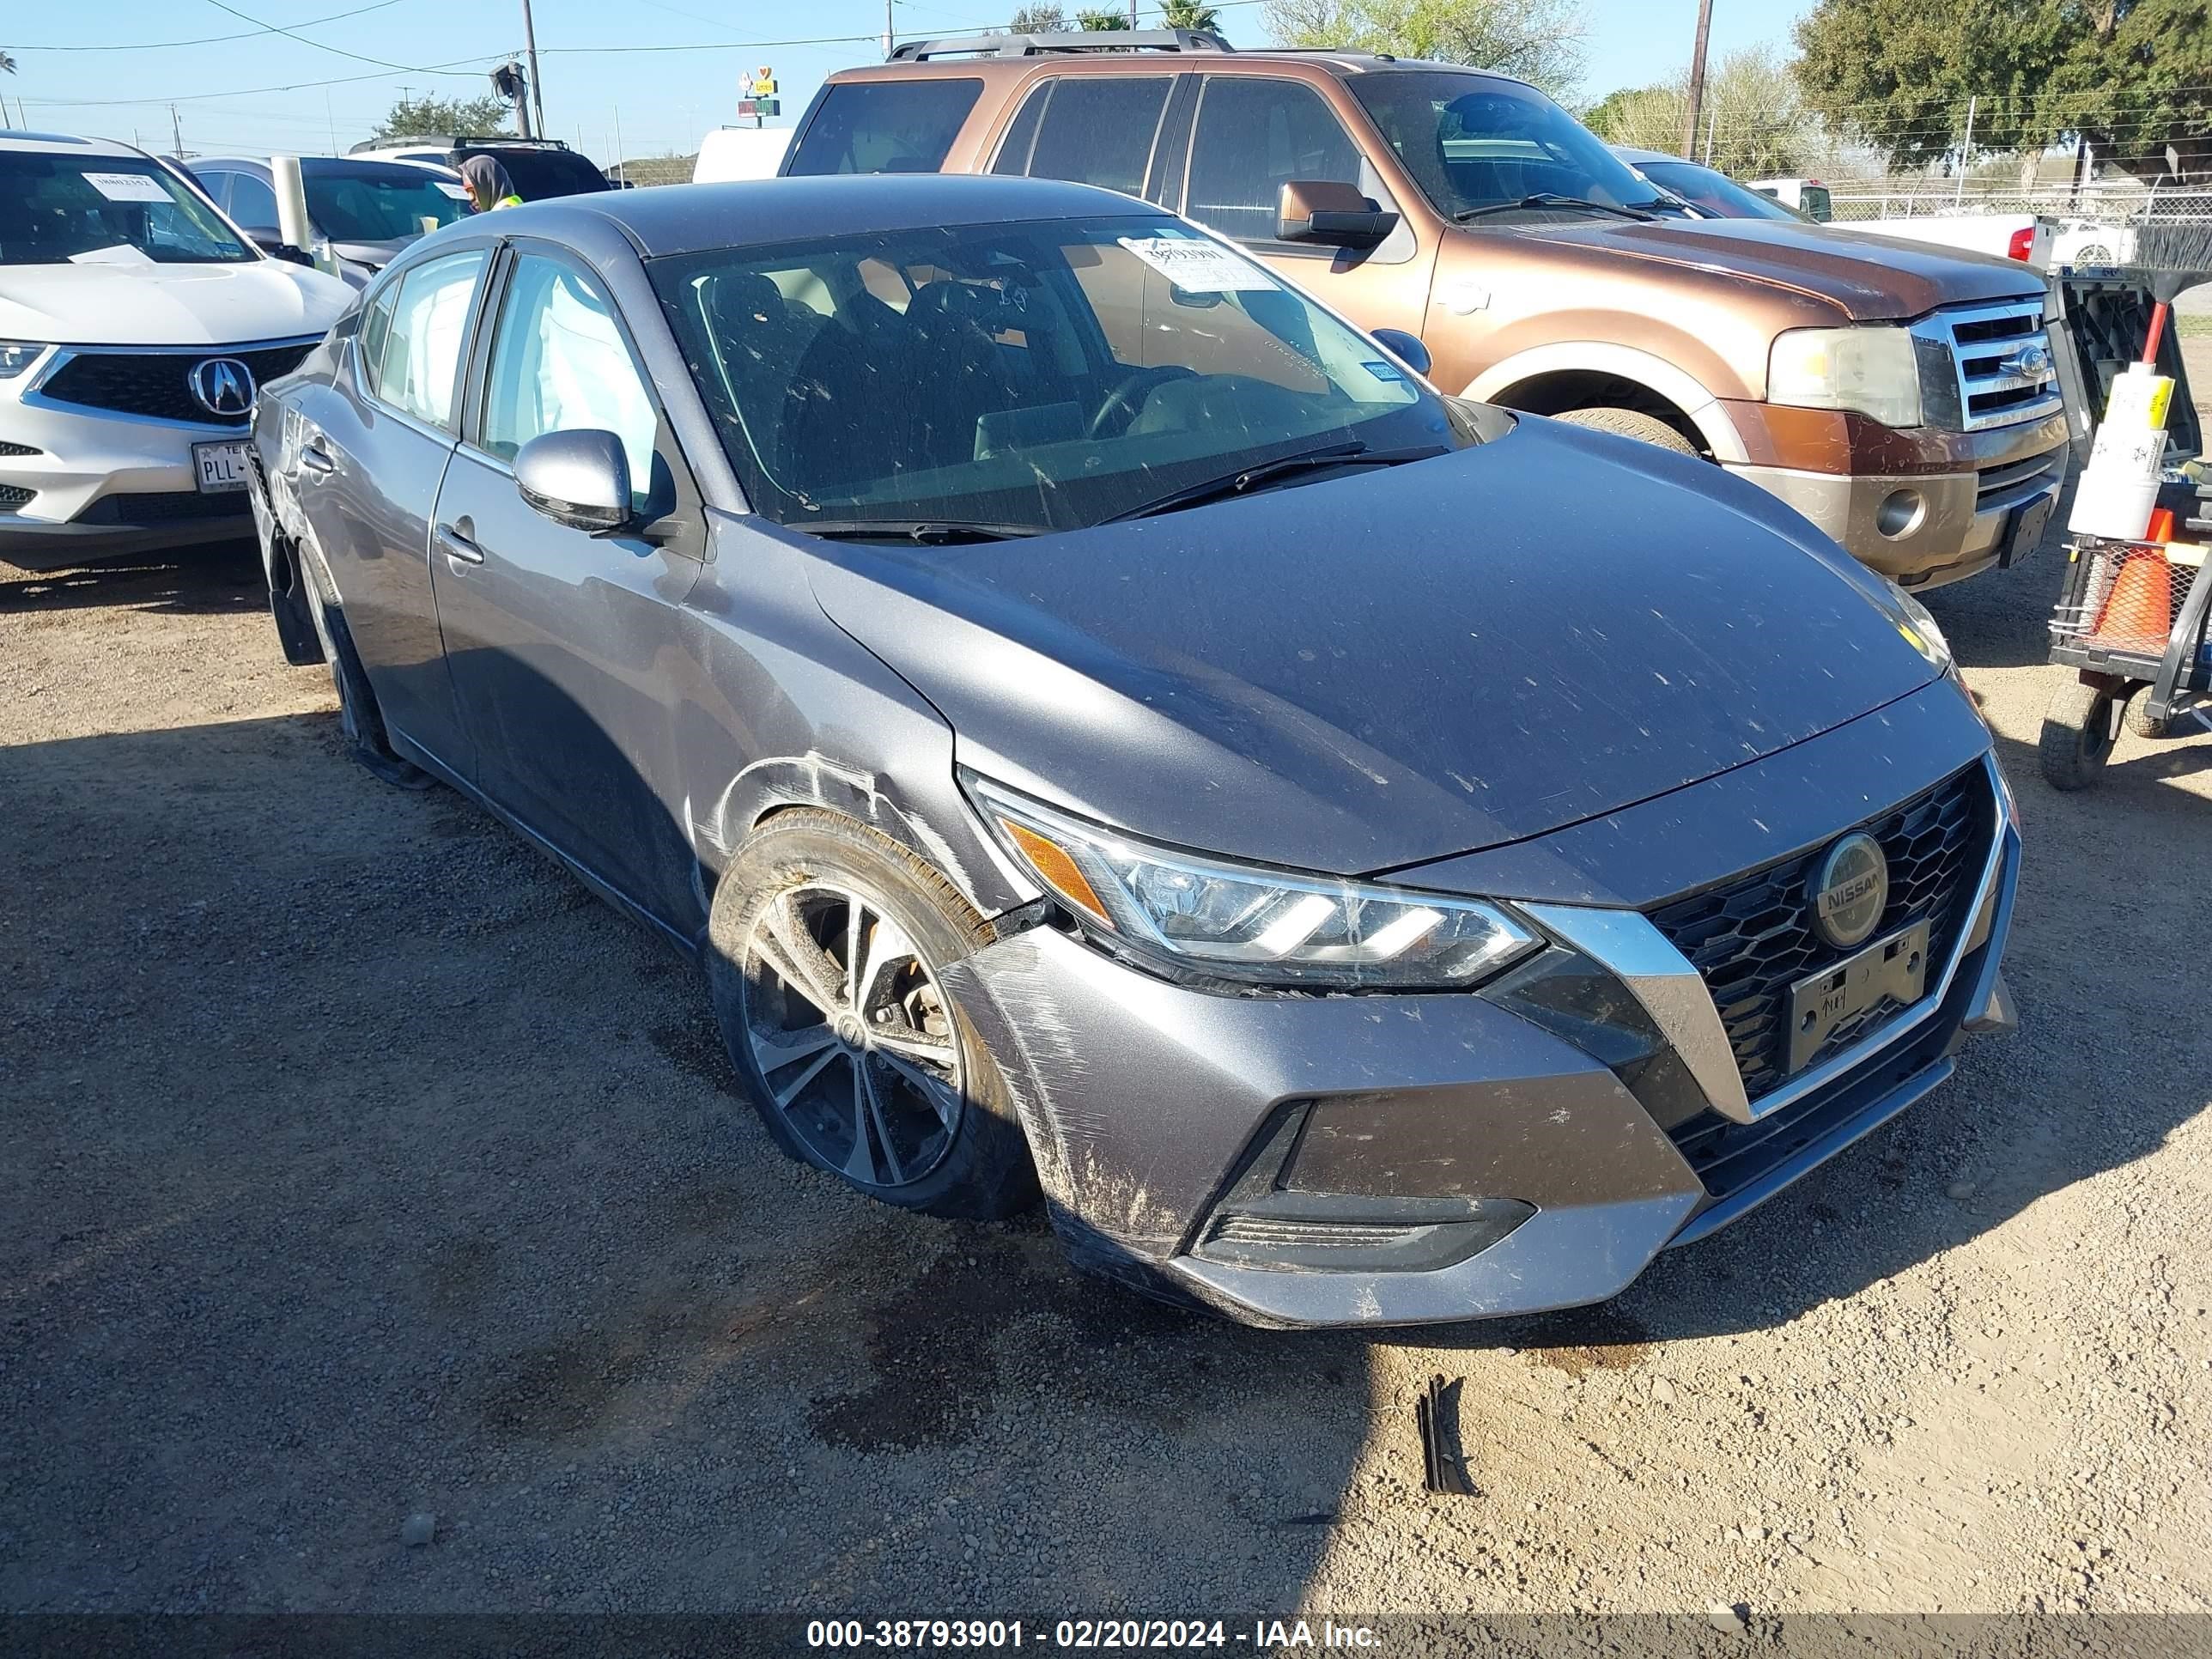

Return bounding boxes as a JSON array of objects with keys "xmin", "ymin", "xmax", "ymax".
[
  {"xmin": 1886, "ymin": 579, "xmax": 1953, "ymax": 674},
  {"xmin": 967, "ymin": 775, "xmax": 1538, "ymax": 990},
  {"xmin": 0, "ymin": 341, "xmax": 50, "ymax": 380},
  {"xmin": 1768, "ymin": 325, "xmax": 1923, "ymax": 428}
]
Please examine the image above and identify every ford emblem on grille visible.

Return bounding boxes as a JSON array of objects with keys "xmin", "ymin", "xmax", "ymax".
[
  {"xmin": 1809, "ymin": 832, "xmax": 1888, "ymax": 950},
  {"xmin": 188, "ymin": 357, "xmax": 256, "ymax": 418},
  {"xmin": 1997, "ymin": 343, "xmax": 2052, "ymax": 380}
]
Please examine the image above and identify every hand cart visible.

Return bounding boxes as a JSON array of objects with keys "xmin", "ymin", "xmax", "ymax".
[{"xmin": 2038, "ymin": 242, "xmax": 2212, "ymax": 790}]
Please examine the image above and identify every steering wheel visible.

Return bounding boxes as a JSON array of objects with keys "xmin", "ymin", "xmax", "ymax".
[{"xmin": 1087, "ymin": 371, "xmax": 1158, "ymax": 439}]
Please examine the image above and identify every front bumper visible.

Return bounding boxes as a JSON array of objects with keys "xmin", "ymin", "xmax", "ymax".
[
  {"xmin": 1730, "ymin": 459, "xmax": 2063, "ymax": 590},
  {"xmin": 949, "ymin": 684, "xmax": 2018, "ymax": 1329},
  {"xmin": 0, "ymin": 351, "xmax": 278, "ymax": 569}
]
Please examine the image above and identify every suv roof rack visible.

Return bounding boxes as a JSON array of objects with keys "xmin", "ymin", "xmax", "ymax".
[
  {"xmin": 346, "ymin": 133, "xmax": 574, "ymax": 155},
  {"xmin": 886, "ymin": 27, "xmax": 1231, "ymax": 59}
]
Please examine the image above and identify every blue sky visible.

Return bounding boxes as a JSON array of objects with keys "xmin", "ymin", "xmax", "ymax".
[{"xmin": 3, "ymin": 0, "xmax": 1813, "ymax": 164}]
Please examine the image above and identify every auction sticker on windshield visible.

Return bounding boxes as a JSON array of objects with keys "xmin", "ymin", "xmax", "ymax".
[
  {"xmin": 192, "ymin": 441, "xmax": 252, "ymax": 495},
  {"xmin": 82, "ymin": 172, "xmax": 173, "ymax": 204},
  {"xmin": 1117, "ymin": 236, "xmax": 1277, "ymax": 293}
]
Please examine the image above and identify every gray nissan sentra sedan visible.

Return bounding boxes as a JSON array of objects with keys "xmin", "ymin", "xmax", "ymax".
[{"xmin": 246, "ymin": 174, "xmax": 2019, "ymax": 1328}]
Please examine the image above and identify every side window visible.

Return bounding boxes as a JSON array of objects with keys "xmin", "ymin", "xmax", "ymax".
[
  {"xmin": 1185, "ymin": 77, "xmax": 1362, "ymax": 245},
  {"xmin": 995, "ymin": 77, "xmax": 1173, "ymax": 199},
  {"xmin": 785, "ymin": 79, "xmax": 983, "ymax": 175},
  {"xmin": 365, "ymin": 248, "xmax": 487, "ymax": 428},
  {"xmin": 227, "ymin": 171, "xmax": 280, "ymax": 232},
  {"xmin": 479, "ymin": 253, "xmax": 658, "ymax": 512}
]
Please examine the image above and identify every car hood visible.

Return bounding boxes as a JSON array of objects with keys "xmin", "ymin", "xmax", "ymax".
[
  {"xmin": 1523, "ymin": 216, "xmax": 2046, "ymax": 322},
  {"xmin": 800, "ymin": 416, "xmax": 1944, "ymax": 878},
  {"xmin": 0, "ymin": 258, "xmax": 353, "ymax": 346}
]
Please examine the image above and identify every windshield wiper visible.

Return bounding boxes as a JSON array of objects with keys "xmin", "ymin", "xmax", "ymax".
[
  {"xmin": 1454, "ymin": 193, "xmax": 1658, "ymax": 223},
  {"xmin": 1105, "ymin": 441, "xmax": 1446, "ymax": 523},
  {"xmin": 795, "ymin": 519, "xmax": 1044, "ymax": 544}
]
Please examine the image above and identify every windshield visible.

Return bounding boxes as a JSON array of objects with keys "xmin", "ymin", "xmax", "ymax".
[
  {"xmin": 652, "ymin": 216, "xmax": 1458, "ymax": 535},
  {"xmin": 1348, "ymin": 73, "xmax": 1670, "ymax": 222},
  {"xmin": 305, "ymin": 163, "xmax": 471, "ymax": 243},
  {"xmin": 453, "ymin": 146, "xmax": 609, "ymax": 199},
  {"xmin": 0, "ymin": 152, "xmax": 255, "ymax": 265},
  {"xmin": 1636, "ymin": 160, "xmax": 1809, "ymax": 223}
]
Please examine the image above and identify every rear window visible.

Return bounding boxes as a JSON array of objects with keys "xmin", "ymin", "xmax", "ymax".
[
  {"xmin": 990, "ymin": 76, "xmax": 1172, "ymax": 198},
  {"xmin": 454, "ymin": 146, "xmax": 608, "ymax": 200},
  {"xmin": 785, "ymin": 79, "xmax": 982, "ymax": 176}
]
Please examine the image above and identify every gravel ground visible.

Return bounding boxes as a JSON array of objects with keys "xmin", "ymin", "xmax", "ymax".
[{"xmin": 3, "ymin": 393, "xmax": 2211, "ymax": 1623}]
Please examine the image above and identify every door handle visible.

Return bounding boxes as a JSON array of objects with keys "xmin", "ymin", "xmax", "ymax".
[
  {"xmin": 436, "ymin": 521, "xmax": 484, "ymax": 566},
  {"xmin": 298, "ymin": 441, "xmax": 335, "ymax": 475}
]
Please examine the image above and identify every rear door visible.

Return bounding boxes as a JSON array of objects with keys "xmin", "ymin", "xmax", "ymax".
[
  {"xmin": 295, "ymin": 243, "xmax": 491, "ymax": 774},
  {"xmin": 986, "ymin": 70, "xmax": 1186, "ymax": 207},
  {"xmin": 428, "ymin": 244, "xmax": 708, "ymax": 928},
  {"xmin": 1178, "ymin": 73, "xmax": 1436, "ymax": 338}
]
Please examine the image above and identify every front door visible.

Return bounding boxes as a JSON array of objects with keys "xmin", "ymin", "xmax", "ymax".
[
  {"xmin": 1179, "ymin": 74, "xmax": 1437, "ymax": 341},
  {"xmin": 295, "ymin": 244, "xmax": 489, "ymax": 772},
  {"xmin": 428, "ymin": 247, "xmax": 706, "ymax": 930}
]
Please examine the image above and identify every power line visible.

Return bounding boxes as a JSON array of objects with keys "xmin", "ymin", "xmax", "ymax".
[
  {"xmin": 194, "ymin": 0, "xmax": 482, "ymax": 77},
  {"xmin": 25, "ymin": 52, "xmax": 503, "ymax": 106},
  {"xmin": 12, "ymin": 0, "xmax": 404, "ymax": 52}
]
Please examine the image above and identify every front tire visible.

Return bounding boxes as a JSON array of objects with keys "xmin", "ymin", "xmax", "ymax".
[
  {"xmin": 706, "ymin": 810, "xmax": 1037, "ymax": 1220},
  {"xmin": 1552, "ymin": 406, "xmax": 1700, "ymax": 454}
]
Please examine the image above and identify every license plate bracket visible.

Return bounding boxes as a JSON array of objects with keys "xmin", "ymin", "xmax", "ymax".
[
  {"xmin": 1785, "ymin": 918, "xmax": 1932, "ymax": 1075},
  {"xmin": 192, "ymin": 440, "xmax": 251, "ymax": 495},
  {"xmin": 2001, "ymin": 493, "xmax": 2054, "ymax": 569}
]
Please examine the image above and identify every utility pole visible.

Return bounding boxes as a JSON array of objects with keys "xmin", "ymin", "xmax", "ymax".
[
  {"xmin": 1680, "ymin": 0, "xmax": 1714, "ymax": 161},
  {"xmin": 171, "ymin": 104, "xmax": 184, "ymax": 157},
  {"xmin": 614, "ymin": 104, "xmax": 625, "ymax": 173},
  {"xmin": 1954, "ymin": 95, "xmax": 1977, "ymax": 204},
  {"xmin": 521, "ymin": 0, "xmax": 545, "ymax": 144},
  {"xmin": 1704, "ymin": 106, "xmax": 1715, "ymax": 167},
  {"xmin": 882, "ymin": 0, "xmax": 894, "ymax": 59}
]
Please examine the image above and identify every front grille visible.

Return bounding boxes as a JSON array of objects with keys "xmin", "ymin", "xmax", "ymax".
[
  {"xmin": 36, "ymin": 343, "xmax": 314, "ymax": 427},
  {"xmin": 1925, "ymin": 301, "xmax": 2064, "ymax": 432},
  {"xmin": 0, "ymin": 483, "xmax": 33, "ymax": 510},
  {"xmin": 1976, "ymin": 450, "xmax": 2064, "ymax": 511},
  {"xmin": 1646, "ymin": 764, "xmax": 1995, "ymax": 1103},
  {"xmin": 74, "ymin": 490, "xmax": 249, "ymax": 526}
]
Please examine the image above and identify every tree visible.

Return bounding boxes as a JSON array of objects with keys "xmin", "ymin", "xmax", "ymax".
[
  {"xmin": 1075, "ymin": 8, "xmax": 1131, "ymax": 27},
  {"xmin": 1161, "ymin": 0, "xmax": 1222, "ymax": 29},
  {"xmin": 373, "ymin": 91, "xmax": 518, "ymax": 142},
  {"xmin": 1262, "ymin": 0, "xmax": 1585, "ymax": 99},
  {"xmin": 1587, "ymin": 46, "xmax": 1810, "ymax": 177},
  {"xmin": 1793, "ymin": 0, "xmax": 2212, "ymax": 181},
  {"xmin": 1009, "ymin": 3, "xmax": 1067, "ymax": 29}
]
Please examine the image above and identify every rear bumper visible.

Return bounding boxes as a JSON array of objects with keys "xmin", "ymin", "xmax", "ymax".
[{"xmin": 948, "ymin": 705, "xmax": 2019, "ymax": 1329}]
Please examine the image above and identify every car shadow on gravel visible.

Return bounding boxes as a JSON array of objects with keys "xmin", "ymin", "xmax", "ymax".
[{"xmin": 0, "ymin": 544, "xmax": 262, "ymax": 617}]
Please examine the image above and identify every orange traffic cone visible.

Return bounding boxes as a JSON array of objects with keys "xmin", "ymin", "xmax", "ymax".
[{"xmin": 2093, "ymin": 553, "xmax": 2174, "ymax": 652}]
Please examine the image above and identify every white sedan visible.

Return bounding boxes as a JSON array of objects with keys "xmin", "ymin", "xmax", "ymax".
[{"xmin": 0, "ymin": 131, "xmax": 352, "ymax": 568}]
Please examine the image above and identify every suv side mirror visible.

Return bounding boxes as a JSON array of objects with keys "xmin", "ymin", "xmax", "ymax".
[
  {"xmin": 514, "ymin": 429, "xmax": 633, "ymax": 533},
  {"xmin": 1369, "ymin": 328, "xmax": 1431, "ymax": 379},
  {"xmin": 248, "ymin": 230, "xmax": 315, "ymax": 267},
  {"xmin": 1277, "ymin": 179, "xmax": 1399, "ymax": 248}
]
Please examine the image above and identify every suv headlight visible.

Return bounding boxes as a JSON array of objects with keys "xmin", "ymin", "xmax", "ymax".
[
  {"xmin": 0, "ymin": 341, "xmax": 50, "ymax": 380},
  {"xmin": 967, "ymin": 775, "xmax": 1537, "ymax": 990},
  {"xmin": 1768, "ymin": 325, "xmax": 1923, "ymax": 428}
]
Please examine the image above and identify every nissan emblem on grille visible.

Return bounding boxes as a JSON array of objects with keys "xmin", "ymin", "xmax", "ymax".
[
  {"xmin": 1809, "ymin": 832, "xmax": 1889, "ymax": 949},
  {"xmin": 188, "ymin": 358, "xmax": 256, "ymax": 419}
]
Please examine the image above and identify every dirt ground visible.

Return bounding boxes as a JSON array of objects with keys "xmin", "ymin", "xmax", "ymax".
[{"xmin": 3, "ymin": 398, "xmax": 2211, "ymax": 1626}]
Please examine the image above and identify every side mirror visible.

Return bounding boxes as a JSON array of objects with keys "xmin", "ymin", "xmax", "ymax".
[
  {"xmin": 1369, "ymin": 327, "xmax": 1431, "ymax": 379},
  {"xmin": 249, "ymin": 231, "xmax": 315, "ymax": 267},
  {"xmin": 1276, "ymin": 179, "xmax": 1399, "ymax": 248},
  {"xmin": 514, "ymin": 428, "xmax": 632, "ymax": 533}
]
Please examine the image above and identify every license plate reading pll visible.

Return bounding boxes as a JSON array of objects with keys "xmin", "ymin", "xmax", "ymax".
[
  {"xmin": 193, "ymin": 440, "xmax": 252, "ymax": 495},
  {"xmin": 1785, "ymin": 918, "xmax": 1932, "ymax": 1074}
]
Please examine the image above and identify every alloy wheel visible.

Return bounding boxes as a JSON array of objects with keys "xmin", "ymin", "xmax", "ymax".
[{"xmin": 740, "ymin": 883, "xmax": 966, "ymax": 1189}]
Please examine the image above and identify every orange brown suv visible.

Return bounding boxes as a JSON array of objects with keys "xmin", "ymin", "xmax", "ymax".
[{"xmin": 781, "ymin": 30, "xmax": 2072, "ymax": 588}]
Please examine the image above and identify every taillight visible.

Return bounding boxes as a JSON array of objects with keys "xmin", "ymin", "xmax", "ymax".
[{"xmin": 2007, "ymin": 226, "xmax": 2035, "ymax": 262}]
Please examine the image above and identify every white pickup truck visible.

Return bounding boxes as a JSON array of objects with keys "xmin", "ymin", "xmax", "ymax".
[{"xmin": 1747, "ymin": 178, "xmax": 2053, "ymax": 269}]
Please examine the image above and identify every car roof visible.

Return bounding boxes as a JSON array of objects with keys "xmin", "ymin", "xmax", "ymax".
[
  {"xmin": 490, "ymin": 172, "xmax": 1164, "ymax": 259},
  {"xmin": 825, "ymin": 51, "xmax": 1527, "ymax": 89},
  {"xmin": 0, "ymin": 129, "xmax": 148, "ymax": 159},
  {"xmin": 191, "ymin": 154, "xmax": 462, "ymax": 180}
]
